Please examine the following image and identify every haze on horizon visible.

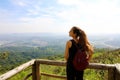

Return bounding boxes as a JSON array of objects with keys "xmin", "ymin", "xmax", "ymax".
[{"xmin": 0, "ymin": 0, "xmax": 120, "ymax": 35}]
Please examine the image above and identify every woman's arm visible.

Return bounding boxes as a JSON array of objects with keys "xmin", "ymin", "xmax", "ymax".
[{"xmin": 64, "ymin": 40, "xmax": 72, "ymax": 61}]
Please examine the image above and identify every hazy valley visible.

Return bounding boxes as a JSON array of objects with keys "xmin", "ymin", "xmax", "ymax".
[{"xmin": 0, "ymin": 33, "xmax": 120, "ymax": 49}]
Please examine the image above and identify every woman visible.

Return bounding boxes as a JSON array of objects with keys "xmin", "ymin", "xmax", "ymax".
[{"xmin": 64, "ymin": 26, "xmax": 93, "ymax": 80}]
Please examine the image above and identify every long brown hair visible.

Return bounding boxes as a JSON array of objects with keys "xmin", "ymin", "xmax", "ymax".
[{"xmin": 72, "ymin": 26, "xmax": 93, "ymax": 52}]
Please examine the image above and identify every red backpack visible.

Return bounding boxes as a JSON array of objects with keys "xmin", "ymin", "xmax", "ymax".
[{"xmin": 73, "ymin": 42, "xmax": 89, "ymax": 71}]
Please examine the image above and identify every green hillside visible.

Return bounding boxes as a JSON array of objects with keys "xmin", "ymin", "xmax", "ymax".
[{"xmin": 91, "ymin": 48, "xmax": 120, "ymax": 64}]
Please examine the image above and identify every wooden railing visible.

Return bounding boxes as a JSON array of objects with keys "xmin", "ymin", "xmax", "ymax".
[{"xmin": 0, "ymin": 59, "xmax": 120, "ymax": 80}]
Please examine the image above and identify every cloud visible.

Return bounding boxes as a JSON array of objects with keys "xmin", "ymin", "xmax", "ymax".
[
  {"xmin": 55, "ymin": 0, "xmax": 120, "ymax": 34},
  {"xmin": 17, "ymin": 1, "xmax": 26, "ymax": 7},
  {"xmin": 10, "ymin": 0, "xmax": 27, "ymax": 7},
  {"xmin": 57, "ymin": 0, "xmax": 81, "ymax": 5},
  {"xmin": 0, "ymin": 8, "xmax": 15, "ymax": 23},
  {"xmin": 0, "ymin": 0, "xmax": 120, "ymax": 34}
]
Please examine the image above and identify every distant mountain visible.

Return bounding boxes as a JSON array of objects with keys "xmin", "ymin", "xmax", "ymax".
[{"xmin": 0, "ymin": 33, "xmax": 120, "ymax": 49}]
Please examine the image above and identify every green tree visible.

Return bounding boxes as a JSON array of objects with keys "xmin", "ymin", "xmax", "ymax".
[{"xmin": 0, "ymin": 51, "xmax": 9, "ymax": 59}]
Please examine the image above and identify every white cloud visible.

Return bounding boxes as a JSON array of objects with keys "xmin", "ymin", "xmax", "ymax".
[
  {"xmin": 11, "ymin": 0, "xmax": 27, "ymax": 7},
  {"xmin": 55, "ymin": 0, "xmax": 120, "ymax": 34},
  {"xmin": 17, "ymin": 1, "xmax": 26, "ymax": 6},
  {"xmin": 27, "ymin": 9, "xmax": 39, "ymax": 15},
  {"xmin": 58, "ymin": 0, "xmax": 80, "ymax": 5},
  {"xmin": 0, "ymin": 0, "xmax": 120, "ymax": 34}
]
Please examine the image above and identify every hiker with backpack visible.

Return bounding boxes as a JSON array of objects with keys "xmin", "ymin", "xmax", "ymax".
[{"xmin": 64, "ymin": 26, "xmax": 94, "ymax": 80}]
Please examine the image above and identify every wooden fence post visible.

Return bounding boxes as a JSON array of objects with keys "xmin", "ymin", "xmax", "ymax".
[
  {"xmin": 108, "ymin": 68, "xmax": 115, "ymax": 80},
  {"xmin": 32, "ymin": 61, "xmax": 40, "ymax": 80},
  {"xmin": 115, "ymin": 64, "xmax": 120, "ymax": 80}
]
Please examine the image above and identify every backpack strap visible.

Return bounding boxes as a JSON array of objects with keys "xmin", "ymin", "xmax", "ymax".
[
  {"xmin": 72, "ymin": 40, "xmax": 84, "ymax": 51},
  {"xmin": 72, "ymin": 40, "xmax": 79, "ymax": 49}
]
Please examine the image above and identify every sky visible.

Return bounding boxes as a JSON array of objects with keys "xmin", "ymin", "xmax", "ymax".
[{"xmin": 0, "ymin": 0, "xmax": 120, "ymax": 35}]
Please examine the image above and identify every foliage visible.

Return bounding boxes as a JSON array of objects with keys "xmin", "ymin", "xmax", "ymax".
[
  {"xmin": 0, "ymin": 46, "xmax": 63, "ymax": 74},
  {"xmin": 0, "ymin": 47, "xmax": 120, "ymax": 80},
  {"xmin": 0, "ymin": 51, "xmax": 9, "ymax": 59}
]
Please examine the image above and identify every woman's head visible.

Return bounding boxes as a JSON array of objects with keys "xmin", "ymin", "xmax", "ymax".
[
  {"xmin": 72, "ymin": 26, "xmax": 82, "ymax": 38},
  {"xmin": 71, "ymin": 26, "xmax": 85, "ymax": 42},
  {"xmin": 69, "ymin": 26, "xmax": 82, "ymax": 38},
  {"xmin": 69, "ymin": 26, "xmax": 93, "ymax": 52}
]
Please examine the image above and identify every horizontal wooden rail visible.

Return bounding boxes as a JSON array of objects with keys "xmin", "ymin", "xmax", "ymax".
[
  {"xmin": 36, "ymin": 59, "xmax": 66, "ymax": 66},
  {"xmin": 88, "ymin": 63, "xmax": 115, "ymax": 70},
  {"xmin": 36, "ymin": 59, "xmax": 116, "ymax": 70},
  {"xmin": 0, "ymin": 59, "xmax": 35, "ymax": 80},
  {"xmin": 0, "ymin": 59, "xmax": 120, "ymax": 80},
  {"xmin": 41, "ymin": 72, "xmax": 66, "ymax": 79}
]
